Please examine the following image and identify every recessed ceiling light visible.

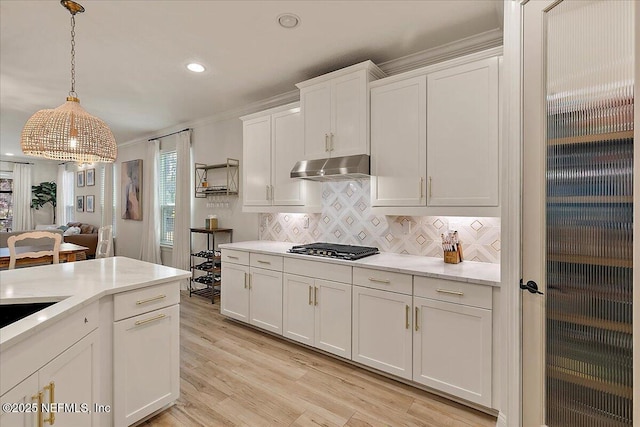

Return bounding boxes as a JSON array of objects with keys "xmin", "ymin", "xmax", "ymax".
[
  {"xmin": 5, "ymin": 153, "xmax": 14, "ymax": 156},
  {"xmin": 277, "ymin": 13, "xmax": 300, "ymax": 29},
  {"xmin": 187, "ymin": 63, "xmax": 206, "ymax": 73}
]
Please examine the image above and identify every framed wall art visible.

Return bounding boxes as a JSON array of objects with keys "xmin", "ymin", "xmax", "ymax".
[
  {"xmin": 121, "ymin": 159, "xmax": 142, "ymax": 220},
  {"xmin": 86, "ymin": 168, "xmax": 95, "ymax": 186},
  {"xmin": 76, "ymin": 195, "xmax": 84, "ymax": 212},
  {"xmin": 77, "ymin": 170, "xmax": 85, "ymax": 187},
  {"xmin": 86, "ymin": 195, "xmax": 95, "ymax": 213}
]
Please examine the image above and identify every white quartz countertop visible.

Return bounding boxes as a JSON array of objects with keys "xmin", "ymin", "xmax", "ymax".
[
  {"xmin": 0, "ymin": 257, "xmax": 191, "ymax": 348},
  {"xmin": 219, "ymin": 241, "xmax": 500, "ymax": 286}
]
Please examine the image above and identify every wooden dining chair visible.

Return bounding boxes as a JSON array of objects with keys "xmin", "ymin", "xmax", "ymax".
[
  {"xmin": 7, "ymin": 231, "xmax": 62, "ymax": 269},
  {"xmin": 95, "ymin": 225, "xmax": 113, "ymax": 259}
]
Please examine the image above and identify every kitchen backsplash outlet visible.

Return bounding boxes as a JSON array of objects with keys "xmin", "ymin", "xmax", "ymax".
[{"xmin": 259, "ymin": 180, "xmax": 500, "ymax": 263}]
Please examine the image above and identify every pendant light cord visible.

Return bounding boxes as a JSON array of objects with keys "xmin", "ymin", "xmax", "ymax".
[{"xmin": 69, "ymin": 15, "xmax": 76, "ymax": 98}]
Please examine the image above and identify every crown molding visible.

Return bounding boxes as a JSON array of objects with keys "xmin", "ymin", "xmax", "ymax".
[
  {"xmin": 119, "ymin": 28, "xmax": 503, "ymax": 148},
  {"xmin": 119, "ymin": 90, "xmax": 300, "ymax": 148},
  {"xmin": 378, "ymin": 28, "xmax": 503, "ymax": 76}
]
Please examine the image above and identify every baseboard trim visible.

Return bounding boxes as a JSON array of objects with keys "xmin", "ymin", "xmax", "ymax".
[{"xmin": 222, "ymin": 314, "xmax": 500, "ymax": 418}]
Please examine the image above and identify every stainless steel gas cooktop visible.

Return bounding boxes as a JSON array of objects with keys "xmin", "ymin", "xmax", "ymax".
[{"xmin": 288, "ymin": 243, "xmax": 379, "ymax": 260}]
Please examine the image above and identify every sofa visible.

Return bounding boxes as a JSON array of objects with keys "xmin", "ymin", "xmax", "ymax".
[{"xmin": 62, "ymin": 222, "xmax": 99, "ymax": 258}]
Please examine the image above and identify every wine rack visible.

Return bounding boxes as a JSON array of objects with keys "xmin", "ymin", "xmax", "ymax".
[{"xmin": 189, "ymin": 227, "xmax": 233, "ymax": 303}]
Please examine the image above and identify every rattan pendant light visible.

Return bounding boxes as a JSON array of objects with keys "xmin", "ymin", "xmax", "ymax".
[{"xmin": 20, "ymin": 0, "xmax": 117, "ymax": 163}]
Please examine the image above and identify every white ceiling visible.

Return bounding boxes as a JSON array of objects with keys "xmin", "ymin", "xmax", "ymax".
[{"xmin": 0, "ymin": 0, "xmax": 502, "ymax": 161}]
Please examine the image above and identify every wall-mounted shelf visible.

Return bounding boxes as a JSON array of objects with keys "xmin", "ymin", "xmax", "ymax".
[{"xmin": 195, "ymin": 158, "xmax": 239, "ymax": 198}]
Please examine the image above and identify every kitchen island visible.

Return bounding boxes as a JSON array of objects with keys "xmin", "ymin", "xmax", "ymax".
[
  {"xmin": 0, "ymin": 257, "xmax": 191, "ymax": 427},
  {"xmin": 219, "ymin": 241, "xmax": 501, "ymax": 412}
]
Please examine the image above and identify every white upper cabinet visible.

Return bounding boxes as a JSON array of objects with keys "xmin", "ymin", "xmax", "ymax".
[
  {"xmin": 371, "ymin": 75, "xmax": 427, "ymax": 207},
  {"xmin": 369, "ymin": 50, "xmax": 501, "ymax": 215},
  {"xmin": 242, "ymin": 103, "xmax": 320, "ymax": 212},
  {"xmin": 297, "ymin": 61, "xmax": 385, "ymax": 160},
  {"xmin": 242, "ymin": 115, "xmax": 272, "ymax": 206},
  {"xmin": 426, "ymin": 56, "xmax": 499, "ymax": 207},
  {"xmin": 271, "ymin": 108, "xmax": 304, "ymax": 205},
  {"xmin": 299, "ymin": 82, "xmax": 332, "ymax": 160}
]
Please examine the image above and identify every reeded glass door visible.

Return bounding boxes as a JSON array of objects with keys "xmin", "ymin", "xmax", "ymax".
[{"xmin": 523, "ymin": 1, "xmax": 634, "ymax": 426}]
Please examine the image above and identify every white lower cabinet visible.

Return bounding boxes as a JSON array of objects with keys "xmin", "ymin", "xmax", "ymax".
[
  {"xmin": 220, "ymin": 262, "xmax": 251, "ymax": 322},
  {"xmin": 114, "ymin": 304, "xmax": 180, "ymax": 426},
  {"xmin": 412, "ymin": 275, "xmax": 493, "ymax": 407},
  {"xmin": 352, "ymin": 285, "xmax": 413, "ymax": 380},
  {"xmin": 0, "ymin": 372, "xmax": 38, "ymax": 427},
  {"xmin": 222, "ymin": 249, "xmax": 496, "ymax": 409},
  {"xmin": 249, "ymin": 267, "xmax": 283, "ymax": 334},
  {"xmin": 283, "ymin": 274, "xmax": 352, "ymax": 358},
  {"xmin": 0, "ymin": 330, "xmax": 100, "ymax": 427},
  {"xmin": 221, "ymin": 252, "xmax": 283, "ymax": 335}
]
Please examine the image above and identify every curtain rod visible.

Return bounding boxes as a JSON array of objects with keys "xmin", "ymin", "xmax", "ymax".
[
  {"xmin": 148, "ymin": 128, "xmax": 191, "ymax": 142},
  {"xmin": 1, "ymin": 160, "xmax": 33, "ymax": 165}
]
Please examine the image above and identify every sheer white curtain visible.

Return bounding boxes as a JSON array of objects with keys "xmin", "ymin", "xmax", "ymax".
[
  {"xmin": 140, "ymin": 140, "xmax": 161, "ymax": 263},
  {"xmin": 56, "ymin": 164, "xmax": 74, "ymax": 226},
  {"xmin": 12, "ymin": 164, "xmax": 33, "ymax": 231},
  {"xmin": 172, "ymin": 130, "xmax": 191, "ymax": 271},
  {"xmin": 102, "ymin": 163, "xmax": 115, "ymax": 257}
]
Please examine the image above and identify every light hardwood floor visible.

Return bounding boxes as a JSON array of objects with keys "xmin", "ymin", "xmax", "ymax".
[{"xmin": 143, "ymin": 292, "xmax": 497, "ymax": 427}]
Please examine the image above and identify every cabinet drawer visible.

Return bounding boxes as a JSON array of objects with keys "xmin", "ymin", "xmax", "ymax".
[
  {"xmin": 113, "ymin": 282, "xmax": 180, "ymax": 321},
  {"xmin": 221, "ymin": 249, "xmax": 249, "ymax": 265},
  {"xmin": 353, "ymin": 267, "xmax": 412, "ymax": 295},
  {"xmin": 284, "ymin": 257, "xmax": 352, "ymax": 284},
  {"xmin": 413, "ymin": 276, "xmax": 492, "ymax": 309},
  {"xmin": 250, "ymin": 253, "xmax": 283, "ymax": 271}
]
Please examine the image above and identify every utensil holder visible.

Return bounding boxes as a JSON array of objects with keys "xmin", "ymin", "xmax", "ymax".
[{"xmin": 444, "ymin": 245, "xmax": 463, "ymax": 264}]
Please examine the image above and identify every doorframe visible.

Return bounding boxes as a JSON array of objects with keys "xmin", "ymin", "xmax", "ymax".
[
  {"xmin": 503, "ymin": 2, "xmax": 640, "ymax": 426},
  {"xmin": 634, "ymin": 2, "xmax": 639, "ymax": 423},
  {"xmin": 501, "ymin": 1, "xmax": 525, "ymax": 426}
]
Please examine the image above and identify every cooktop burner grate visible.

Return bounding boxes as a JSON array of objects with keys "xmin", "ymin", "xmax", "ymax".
[{"xmin": 288, "ymin": 243, "xmax": 379, "ymax": 260}]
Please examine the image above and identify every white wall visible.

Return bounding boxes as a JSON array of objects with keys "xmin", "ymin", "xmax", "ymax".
[
  {"xmin": 71, "ymin": 163, "xmax": 104, "ymax": 226},
  {"xmin": 191, "ymin": 117, "xmax": 260, "ymax": 245},
  {"xmin": 114, "ymin": 142, "xmax": 146, "ymax": 259},
  {"xmin": 114, "ymin": 115, "xmax": 260, "ymax": 263}
]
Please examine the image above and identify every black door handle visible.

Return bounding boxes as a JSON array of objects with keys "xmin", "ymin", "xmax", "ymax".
[{"xmin": 520, "ymin": 279, "xmax": 544, "ymax": 295}]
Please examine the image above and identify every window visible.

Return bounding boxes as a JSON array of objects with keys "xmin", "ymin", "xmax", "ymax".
[
  {"xmin": 0, "ymin": 176, "xmax": 13, "ymax": 231},
  {"xmin": 159, "ymin": 150, "xmax": 177, "ymax": 245}
]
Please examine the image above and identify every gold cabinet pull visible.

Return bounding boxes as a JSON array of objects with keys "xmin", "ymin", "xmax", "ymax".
[
  {"xmin": 428, "ymin": 176, "xmax": 433, "ymax": 199},
  {"xmin": 257, "ymin": 260, "xmax": 271, "ymax": 265},
  {"xmin": 226, "ymin": 255, "xmax": 239, "ymax": 260},
  {"xmin": 314, "ymin": 286, "xmax": 318, "ymax": 306},
  {"xmin": 244, "ymin": 272, "xmax": 248, "ymax": 289},
  {"xmin": 325, "ymin": 134, "xmax": 329, "ymax": 152},
  {"xmin": 415, "ymin": 307, "xmax": 419, "ymax": 332},
  {"xmin": 405, "ymin": 305, "xmax": 410, "ymax": 329},
  {"xmin": 419, "ymin": 177, "xmax": 424, "ymax": 199},
  {"xmin": 43, "ymin": 381, "xmax": 55, "ymax": 425},
  {"xmin": 135, "ymin": 313, "xmax": 166, "ymax": 326},
  {"xmin": 33, "ymin": 392, "xmax": 43, "ymax": 427},
  {"xmin": 436, "ymin": 289, "xmax": 464, "ymax": 296},
  {"xmin": 249, "ymin": 273, "xmax": 252, "ymax": 289},
  {"xmin": 308, "ymin": 286, "xmax": 313, "ymax": 305},
  {"xmin": 136, "ymin": 294, "xmax": 166, "ymax": 305},
  {"xmin": 368, "ymin": 277, "xmax": 391, "ymax": 284},
  {"xmin": 330, "ymin": 133, "xmax": 334, "ymax": 151}
]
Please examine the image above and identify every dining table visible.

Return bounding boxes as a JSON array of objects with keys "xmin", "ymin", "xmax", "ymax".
[{"xmin": 0, "ymin": 242, "xmax": 89, "ymax": 269}]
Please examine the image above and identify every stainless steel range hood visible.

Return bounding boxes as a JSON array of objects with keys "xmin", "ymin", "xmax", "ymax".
[{"xmin": 290, "ymin": 154, "xmax": 370, "ymax": 181}]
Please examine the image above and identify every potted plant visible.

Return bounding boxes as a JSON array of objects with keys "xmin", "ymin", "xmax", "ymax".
[{"xmin": 31, "ymin": 181, "xmax": 57, "ymax": 224}]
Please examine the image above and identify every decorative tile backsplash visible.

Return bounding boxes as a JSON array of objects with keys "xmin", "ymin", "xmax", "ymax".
[{"xmin": 259, "ymin": 180, "xmax": 500, "ymax": 263}]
